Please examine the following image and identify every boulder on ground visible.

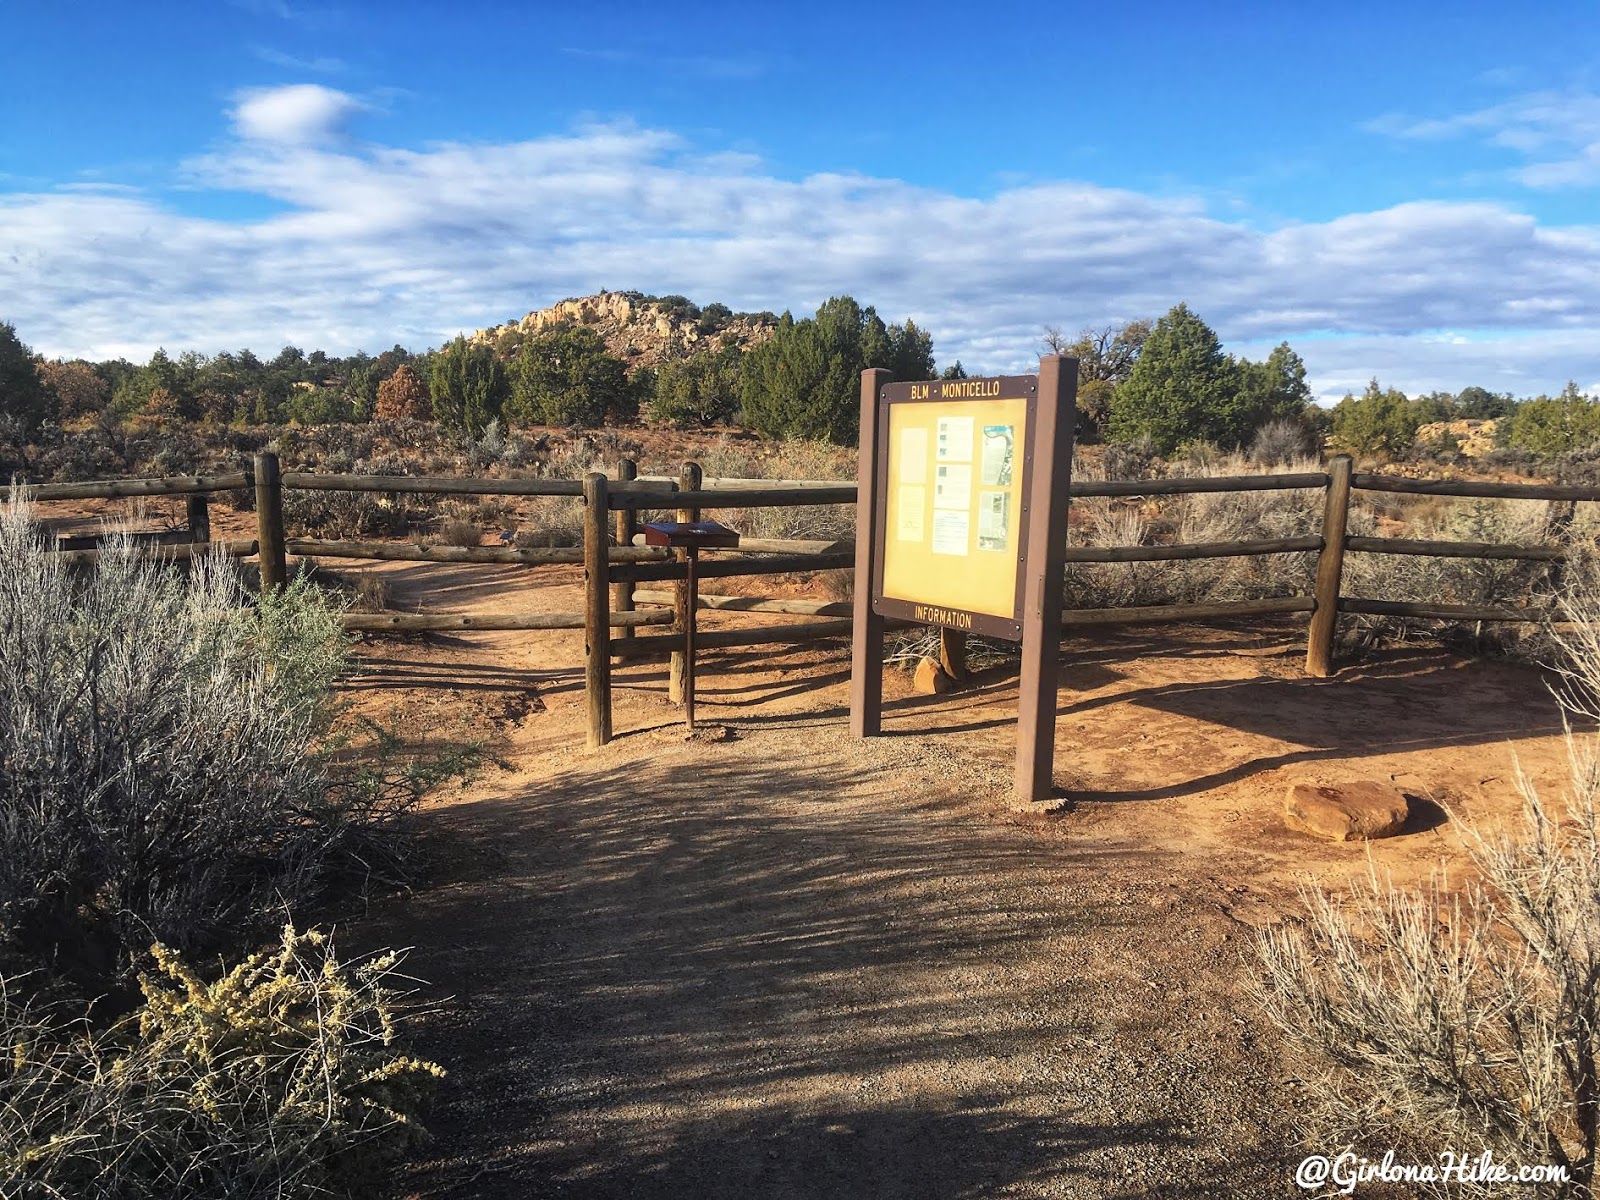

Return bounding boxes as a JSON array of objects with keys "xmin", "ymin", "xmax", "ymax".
[
  {"xmin": 912, "ymin": 657, "xmax": 954, "ymax": 695},
  {"xmin": 1284, "ymin": 781, "xmax": 1410, "ymax": 841}
]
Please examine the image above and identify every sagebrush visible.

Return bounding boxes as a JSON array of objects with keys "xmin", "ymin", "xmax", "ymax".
[
  {"xmin": 0, "ymin": 498, "xmax": 435, "ymax": 994},
  {"xmin": 1256, "ymin": 567, "xmax": 1600, "ymax": 1195}
]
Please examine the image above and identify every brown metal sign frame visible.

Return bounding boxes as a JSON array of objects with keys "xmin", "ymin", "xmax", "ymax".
[
  {"xmin": 870, "ymin": 376, "xmax": 1039, "ymax": 641},
  {"xmin": 850, "ymin": 356, "xmax": 1078, "ymax": 805}
]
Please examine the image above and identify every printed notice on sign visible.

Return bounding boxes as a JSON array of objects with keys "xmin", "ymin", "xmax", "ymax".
[
  {"xmin": 931, "ymin": 509, "xmax": 970, "ymax": 556},
  {"xmin": 934, "ymin": 463, "xmax": 972, "ymax": 510},
  {"xmin": 981, "ymin": 424, "xmax": 1014, "ymax": 486},
  {"xmin": 896, "ymin": 485, "xmax": 926, "ymax": 542},
  {"xmin": 978, "ymin": 491, "xmax": 1009, "ymax": 551},
  {"xmin": 936, "ymin": 416, "xmax": 974, "ymax": 463},
  {"xmin": 899, "ymin": 427, "xmax": 928, "ymax": 485}
]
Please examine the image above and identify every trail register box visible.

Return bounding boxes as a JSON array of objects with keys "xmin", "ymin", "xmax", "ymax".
[{"xmin": 872, "ymin": 376, "xmax": 1038, "ymax": 640}]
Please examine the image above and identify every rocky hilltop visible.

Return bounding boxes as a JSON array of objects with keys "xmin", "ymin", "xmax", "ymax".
[
  {"xmin": 470, "ymin": 291, "xmax": 777, "ymax": 370},
  {"xmin": 1416, "ymin": 418, "xmax": 1500, "ymax": 458}
]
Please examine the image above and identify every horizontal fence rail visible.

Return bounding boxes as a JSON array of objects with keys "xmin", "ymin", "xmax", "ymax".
[
  {"xmin": 1352, "ymin": 474, "xmax": 1600, "ymax": 502},
  {"xmin": 1063, "ymin": 535, "xmax": 1322, "ymax": 563},
  {"xmin": 610, "ymin": 486, "xmax": 858, "ymax": 510},
  {"xmin": 51, "ymin": 539, "xmax": 258, "ymax": 565},
  {"xmin": 1062, "ymin": 596, "xmax": 1317, "ymax": 628},
  {"xmin": 628, "ymin": 533, "xmax": 846, "ymax": 556},
  {"xmin": 342, "ymin": 609, "xmax": 674, "ymax": 633},
  {"xmin": 286, "ymin": 538, "xmax": 671, "ymax": 565},
  {"xmin": 55, "ymin": 529, "xmax": 199, "ymax": 551},
  {"xmin": 1337, "ymin": 598, "xmax": 1541, "ymax": 623},
  {"xmin": 611, "ymin": 616, "xmax": 916, "ymax": 660},
  {"xmin": 2, "ymin": 473, "xmax": 250, "ymax": 502},
  {"xmin": 637, "ymin": 476, "xmax": 851, "ymax": 491},
  {"xmin": 280, "ymin": 471, "xmax": 680, "ymax": 497},
  {"xmin": 1343, "ymin": 536, "xmax": 1566, "ymax": 561},
  {"xmin": 1070, "ymin": 472, "xmax": 1329, "ymax": 498},
  {"xmin": 611, "ymin": 551, "xmax": 855, "ymax": 585},
  {"xmin": 632, "ymin": 590, "xmax": 851, "ymax": 617}
]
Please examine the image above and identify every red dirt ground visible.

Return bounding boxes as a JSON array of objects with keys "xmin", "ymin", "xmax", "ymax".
[{"xmin": 237, "ymin": 549, "xmax": 1571, "ymax": 1200}]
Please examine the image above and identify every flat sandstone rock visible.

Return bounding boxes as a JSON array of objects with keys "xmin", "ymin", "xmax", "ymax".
[
  {"xmin": 913, "ymin": 657, "xmax": 954, "ymax": 695},
  {"xmin": 1284, "ymin": 781, "xmax": 1410, "ymax": 841}
]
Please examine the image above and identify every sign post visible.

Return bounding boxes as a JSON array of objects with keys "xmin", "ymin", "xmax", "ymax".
[
  {"xmin": 1011, "ymin": 355, "xmax": 1076, "ymax": 803},
  {"xmin": 850, "ymin": 368, "xmax": 892, "ymax": 737},
  {"xmin": 850, "ymin": 356, "xmax": 1077, "ymax": 804}
]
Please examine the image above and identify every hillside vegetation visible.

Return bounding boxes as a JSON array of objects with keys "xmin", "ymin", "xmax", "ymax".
[{"xmin": 3, "ymin": 295, "xmax": 1597, "ymax": 482}]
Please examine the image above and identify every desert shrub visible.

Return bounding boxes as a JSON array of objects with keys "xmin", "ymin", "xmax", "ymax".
[
  {"xmin": 1064, "ymin": 450, "xmax": 1320, "ymax": 609},
  {"xmin": 512, "ymin": 500, "xmax": 584, "ymax": 549},
  {"xmin": 1099, "ymin": 437, "xmax": 1159, "ymax": 480},
  {"xmin": 0, "ymin": 499, "xmax": 397, "ymax": 993},
  {"xmin": 282, "ymin": 489, "xmax": 410, "ymax": 540},
  {"xmin": 349, "ymin": 571, "xmax": 392, "ymax": 612},
  {"xmin": 1340, "ymin": 496, "xmax": 1564, "ymax": 656},
  {"xmin": 1, "ymin": 924, "xmax": 442, "ymax": 1199},
  {"xmin": 374, "ymin": 366, "xmax": 431, "ymax": 422},
  {"xmin": 465, "ymin": 496, "xmax": 516, "ymax": 527},
  {"xmin": 1249, "ymin": 416, "xmax": 1316, "ymax": 465},
  {"xmin": 25, "ymin": 426, "xmax": 131, "ymax": 482},
  {"xmin": 436, "ymin": 517, "xmax": 480, "ymax": 548},
  {"xmin": 1257, "ymin": 572, "xmax": 1600, "ymax": 1193},
  {"xmin": 689, "ymin": 438, "xmax": 856, "ymax": 542}
]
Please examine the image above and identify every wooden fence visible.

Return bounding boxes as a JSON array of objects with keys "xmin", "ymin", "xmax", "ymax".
[{"xmin": 7, "ymin": 452, "xmax": 1598, "ymax": 748}]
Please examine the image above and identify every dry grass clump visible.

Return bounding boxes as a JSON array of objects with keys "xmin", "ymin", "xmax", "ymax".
[
  {"xmin": 513, "ymin": 500, "xmax": 585, "ymax": 549},
  {"xmin": 1256, "ymin": 569, "xmax": 1600, "ymax": 1194},
  {"xmin": 282, "ymin": 488, "xmax": 410, "ymax": 540},
  {"xmin": 1065, "ymin": 449, "xmax": 1322, "ymax": 609},
  {"xmin": 435, "ymin": 517, "xmax": 481, "ymax": 548},
  {"xmin": 1341, "ymin": 495, "xmax": 1575, "ymax": 656},
  {"xmin": 349, "ymin": 570, "xmax": 393, "ymax": 612},
  {"xmin": 690, "ymin": 438, "xmax": 855, "ymax": 542},
  {"xmin": 1, "ymin": 924, "xmax": 442, "ymax": 1200}
]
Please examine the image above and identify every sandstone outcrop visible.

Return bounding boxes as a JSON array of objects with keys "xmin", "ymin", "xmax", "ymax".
[
  {"xmin": 1415, "ymin": 419, "xmax": 1500, "ymax": 458},
  {"xmin": 470, "ymin": 291, "xmax": 776, "ymax": 372}
]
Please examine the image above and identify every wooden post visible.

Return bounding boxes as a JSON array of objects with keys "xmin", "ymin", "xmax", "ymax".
[
  {"xmin": 939, "ymin": 628, "xmax": 968, "ymax": 683},
  {"xmin": 669, "ymin": 460, "xmax": 702, "ymax": 705},
  {"xmin": 1014, "ymin": 355, "xmax": 1077, "ymax": 805},
  {"xmin": 185, "ymin": 493, "xmax": 211, "ymax": 546},
  {"xmin": 850, "ymin": 368, "xmax": 892, "ymax": 737},
  {"xmin": 683, "ymin": 548, "xmax": 699, "ymax": 731},
  {"xmin": 253, "ymin": 452, "xmax": 287, "ymax": 592},
  {"xmin": 583, "ymin": 472, "xmax": 612, "ymax": 750},
  {"xmin": 612, "ymin": 458, "xmax": 638, "ymax": 639},
  {"xmin": 1305, "ymin": 454, "xmax": 1353, "ymax": 678}
]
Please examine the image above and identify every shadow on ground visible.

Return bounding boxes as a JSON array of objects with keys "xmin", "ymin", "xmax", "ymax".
[{"xmin": 369, "ymin": 742, "xmax": 1294, "ymax": 1199}]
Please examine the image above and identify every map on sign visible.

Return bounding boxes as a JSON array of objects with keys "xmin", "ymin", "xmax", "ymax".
[{"xmin": 872, "ymin": 376, "xmax": 1037, "ymax": 640}]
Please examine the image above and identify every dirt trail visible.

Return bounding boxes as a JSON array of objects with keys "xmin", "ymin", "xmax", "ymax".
[{"xmin": 338, "ymin": 587, "xmax": 1571, "ymax": 1199}]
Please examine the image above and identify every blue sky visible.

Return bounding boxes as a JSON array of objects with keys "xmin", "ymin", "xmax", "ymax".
[{"xmin": 3, "ymin": 1, "xmax": 1599, "ymax": 401}]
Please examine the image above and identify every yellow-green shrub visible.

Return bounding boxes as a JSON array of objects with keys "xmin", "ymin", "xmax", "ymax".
[{"xmin": 1, "ymin": 924, "xmax": 442, "ymax": 1200}]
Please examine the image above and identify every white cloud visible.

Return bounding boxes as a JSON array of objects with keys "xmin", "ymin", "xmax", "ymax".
[
  {"xmin": 3, "ymin": 118, "xmax": 1600, "ymax": 401},
  {"xmin": 229, "ymin": 83, "xmax": 367, "ymax": 144},
  {"xmin": 254, "ymin": 47, "xmax": 346, "ymax": 73},
  {"xmin": 1368, "ymin": 88, "xmax": 1600, "ymax": 188}
]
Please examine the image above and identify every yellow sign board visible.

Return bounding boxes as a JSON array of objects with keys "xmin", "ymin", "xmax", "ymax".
[{"xmin": 872, "ymin": 376, "xmax": 1037, "ymax": 639}]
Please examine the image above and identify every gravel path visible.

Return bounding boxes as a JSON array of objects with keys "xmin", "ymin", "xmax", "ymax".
[
  {"xmin": 378, "ymin": 715, "xmax": 1300, "ymax": 1199},
  {"xmin": 351, "ymin": 619, "xmax": 1569, "ymax": 1199}
]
